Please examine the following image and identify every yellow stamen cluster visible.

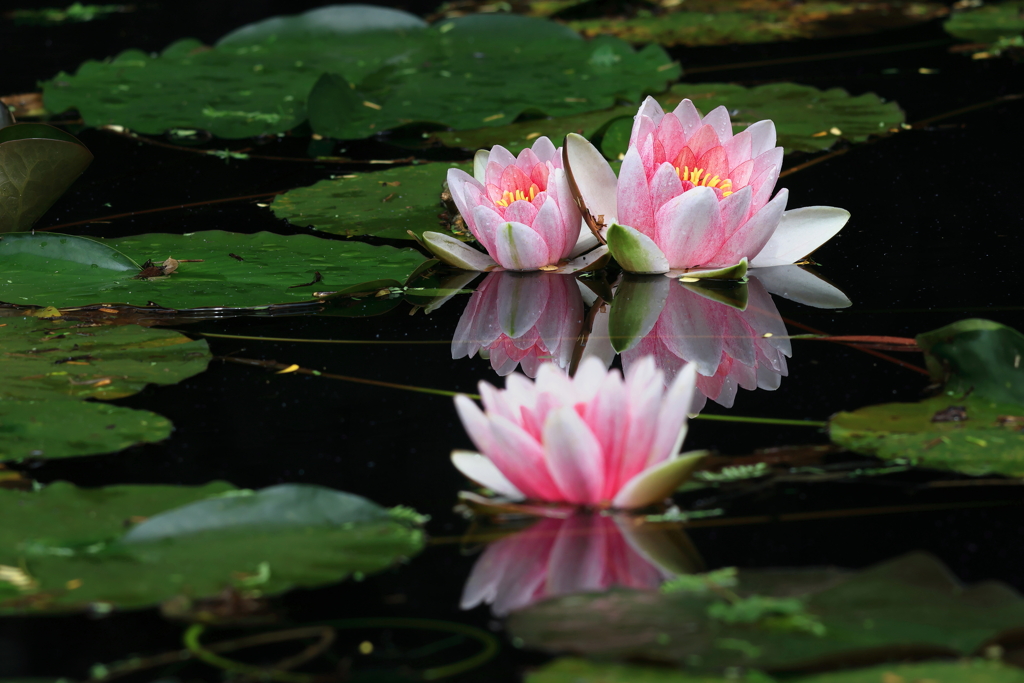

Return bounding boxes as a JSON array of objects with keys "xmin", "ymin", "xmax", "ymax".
[
  {"xmin": 676, "ymin": 166, "xmax": 733, "ymax": 197},
  {"xmin": 495, "ymin": 184, "xmax": 540, "ymax": 207}
]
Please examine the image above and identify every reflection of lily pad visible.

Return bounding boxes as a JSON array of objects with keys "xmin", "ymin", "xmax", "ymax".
[
  {"xmin": 0, "ymin": 316, "xmax": 210, "ymax": 401},
  {"xmin": 830, "ymin": 320, "xmax": 1024, "ymax": 477},
  {"xmin": 42, "ymin": 7, "xmax": 678, "ymax": 140},
  {"xmin": 432, "ymin": 82, "xmax": 903, "ymax": 156},
  {"xmin": 272, "ymin": 163, "xmax": 472, "ymax": 240},
  {"xmin": 509, "ymin": 552, "xmax": 1024, "ymax": 671},
  {"xmin": 0, "ymin": 231, "xmax": 426, "ymax": 310},
  {"xmin": 527, "ymin": 658, "xmax": 1024, "ymax": 683},
  {"xmin": 0, "ymin": 400, "xmax": 172, "ymax": 462},
  {"xmin": 0, "ymin": 123, "xmax": 93, "ymax": 233},
  {"xmin": 565, "ymin": 1, "xmax": 947, "ymax": 46},
  {"xmin": 0, "ymin": 482, "xmax": 425, "ymax": 614}
]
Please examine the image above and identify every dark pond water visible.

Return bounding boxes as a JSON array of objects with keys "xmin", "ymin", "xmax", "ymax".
[{"xmin": 1, "ymin": 0, "xmax": 1023, "ymax": 680}]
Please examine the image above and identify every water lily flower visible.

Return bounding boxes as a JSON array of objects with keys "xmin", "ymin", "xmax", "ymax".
[
  {"xmin": 451, "ymin": 356, "xmax": 706, "ymax": 509},
  {"xmin": 564, "ymin": 97, "xmax": 851, "ymax": 277},
  {"xmin": 452, "ymin": 271, "xmax": 585, "ymax": 377},
  {"xmin": 423, "ymin": 137, "xmax": 608, "ymax": 273},
  {"xmin": 461, "ymin": 514, "xmax": 702, "ymax": 615}
]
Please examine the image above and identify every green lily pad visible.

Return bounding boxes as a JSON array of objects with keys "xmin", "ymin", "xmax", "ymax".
[
  {"xmin": 565, "ymin": 1, "xmax": 946, "ymax": 47},
  {"xmin": 0, "ymin": 482, "xmax": 426, "ymax": 614},
  {"xmin": 0, "ymin": 399, "xmax": 172, "ymax": 462},
  {"xmin": 8, "ymin": 3, "xmax": 129, "ymax": 25},
  {"xmin": 42, "ymin": 8, "xmax": 679, "ymax": 140},
  {"xmin": 0, "ymin": 316, "xmax": 210, "ymax": 401},
  {"xmin": 432, "ymin": 82, "xmax": 903, "ymax": 157},
  {"xmin": 830, "ymin": 320, "xmax": 1024, "ymax": 478},
  {"xmin": 527, "ymin": 658, "xmax": 1024, "ymax": 683},
  {"xmin": 944, "ymin": 1, "xmax": 1024, "ymax": 44},
  {"xmin": 0, "ymin": 123, "xmax": 94, "ymax": 233},
  {"xmin": 508, "ymin": 552, "xmax": 1024, "ymax": 671},
  {"xmin": 271, "ymin": 163, "xmax": 472, "ymax": 240},
  {"xmin": 0, "ymin": 231, "xmax": 427, "ymax": 310}
]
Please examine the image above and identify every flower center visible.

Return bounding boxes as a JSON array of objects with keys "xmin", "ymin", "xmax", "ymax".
[
  {"xmin": 494, "ymin": 184, "xmax": 540, "ymax": 207},
  {"xmin": 675, "ymin": 166, "xmax": 733, "ymax": 197}
]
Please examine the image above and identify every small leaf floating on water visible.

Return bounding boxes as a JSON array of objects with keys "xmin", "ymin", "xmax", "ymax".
[
  {"xmin": 228, "ymin": 253, "xmax": 244, "ymax": 261},
  {"xmin": 287, "ymin": 271, "xmax": 323, "ymax": 289}
]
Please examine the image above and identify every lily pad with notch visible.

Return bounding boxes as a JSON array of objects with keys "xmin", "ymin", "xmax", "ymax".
[
  {"xmin": 0, "ymin": 482, "xmax": 426, "ymax": 613},
  {"xmin": 830, "ymin": 319, "xmax": 1024, "ymax": 478},
  {"xmin": 0, "ymin": 231, "xmax": 428, "ymax": 310},
  {"xmin": 0, "ymin": 123, "xmax": 93, "ymax": 233}
]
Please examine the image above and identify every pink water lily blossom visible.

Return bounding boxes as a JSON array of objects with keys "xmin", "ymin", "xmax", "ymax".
[
  {"xmin": 423, "ymin": 137, "xmax": 606, "ymax": 273},
  {"xmin": 451, "ymin": 356, "xmax": 705, "ymax": 509},
  {"xmin": 565, "ymin": 97, "xmax": 851, "ymax": 276}
]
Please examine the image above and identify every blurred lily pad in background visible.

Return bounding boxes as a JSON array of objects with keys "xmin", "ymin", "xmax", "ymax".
[
  {"xmin": 564, "ymin": 0, "xmax": 947, "ymax": 46},
  {"xmin": 0, "ymin": 482, "xmax": 425, "ymax": 613},
  {"xmin": 272, "ymin": 162, "xmax": 471, "ymax": 240},
  {"xmin": 41, "ymin": 5, "xmax": 679, "ymax": 139},
  {"xmin": 431, "ymin": 82, "xmax": 904, "ymax": 156},
  {"xmin": 0, "ymin": 123, "xmax": 93, "ymax": 233},
  {"xmin": 5, "ymin": 3, "xmax": 132, "ymax": 26},
  {"xmin": 944, "ymin": 1, "xmax": 1024, "ymax": 44},
  {"xmin": 509, "ymin": 552, "xmax": 1024, "ymax": 671},
  {"xmin": 830, "ymin": 319, "xmax": 1024, "ymax": 477},
  {"xmin": 0, "ymin": 231, "xmax": 428, "ymax": 310}
]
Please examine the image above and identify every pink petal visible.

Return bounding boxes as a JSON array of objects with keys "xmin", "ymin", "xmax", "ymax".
[
  {"xmin": 700, "ymin": 105, "xmax": 733, "ymax": 142},
  {"xmin": 656, "ymin": 112, "xmax": 686, "ymax": 161},
  {"xmin": 455, "ymin": 395, "xmax": 498, "ymax": 454},
  {"xmin": 654, "ymin": 186, "xmax": 723, "ymax": 269},
  {"xmin": 616, "ymin": 146, "xmax": 656, "ymax": 237},
  {"xmin": 490, "ymin": 415, "xmax": 563, "ymax": 499},
  {"xmin": 684, "ymin": 124, "xmax": 720, "ymax": 158},
  {"xmin": 708, "ymin": 188, "xmax": 788, "ymax": 266},
  {"xmin": 648, "ymin": 363, "xmax": 698, "ymax": 464},
  {"xmin": 494, "ymin": 221, "xmax": 552, "ymax": 270},
  {"xmin": 530, "ymin": 191, "xmax": 569, "ymax": 261},
  {"xmin": 723, "ymin": 128, "xmax": 752, "ymax": 169},
  {"xmin": 672, "ymin": 99, "xmax": 703, "ymax": 137},
  {"xmin": 548, "ymin": 168, "xmax": 582, "ymax": 257},
  {"xmin": 749, "ymin": 164, "xmax": 781, "ymax": 215},
  {"xmin": 546, "ymin": 515, "xmax": 608, "ymax": 594},
  {"xmin": 629, "ymin": 96, "xmax": 665, "ymax": 148},
  {"xmin": 504, "ymin": 199, "xmax": 539, "ymax": 227},
  {"xmin": 516, "ymin": 147, "xmax": 541, "ymax": 175},
  {"xmin": 531, "ymin": 136, "xmax": 558, "ymax": 164},
  {"xmin": 496, "ymin": 271, "xmax": 548, "ymax": 339},
  {"xmin": 697, "ymin": 146, "xmax": 730, "ymax": 182},
  {"xmin": 543, "ymin": 406, "xmax": 605, "ymax": 504},
  {"xmin": 472, "ymin": 204, "xmax": 505, "ymax": 255},
  {"xmin": 582, "ymin": 371, "xmax": 629, "ymax": 500},
  {"xmin": 648, "ymin": 162, "xmax": 684, "ymax": 214},
  {"xmin": 747, "ymin": 119, "xmax": 777, "ymax": 157},
  {"xmin": 718, "ymin": 185, "xmax": 753, "ymax": 236}
]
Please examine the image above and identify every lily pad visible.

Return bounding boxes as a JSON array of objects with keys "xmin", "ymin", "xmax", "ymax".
[
  {"xmin": 527, "ymin": 658, "xmax": 1024, "ymax": 683},
  {"xmin": 944, "ymin": 1, "xmax": 1024, "ymax": 44},
  {"xmin": 565, "ymin": 1, "xmax": 947, "ymax": 47},
  {"xmin": 830, "ymin": 320, "xmax": 1024, "ymax": 478},
  {"xmin": 508, "ymin": 552, "xmax": 1024, "ymax": 671},
  {"xmin": 0, "ymin": 316, "xmax": 210, "ymax": 401},
  {"xmin": 432, "ymin": 82, "xmax": 903, "ymax": 156},
  {"xmin": 0, "ymin": 399, "xmax": 172, "ymax": 462},
  {"xmin": 271, "ymin": 163, "xmax": 471, "ymax": 240},
  {"xmin": 0, "ymin": 231, "xmax": 427, "ymax": 310},
  {"xmin": 41, "ymin": 7, "xmax": 679, "ymax": 140},
  {"xmin": 0, "ymin": 123, "xmax": 93, "ymax": 233},
  {"xmin": 0, "ymin": 482, "xmax": 425, "ymax": 613}
]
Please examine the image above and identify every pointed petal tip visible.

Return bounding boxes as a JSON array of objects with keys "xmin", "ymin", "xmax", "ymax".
[
  {"xmin": 611, "ymin": 450, "xmax": 709, "ymax": 509},
  {"xmin": 422, "ymin": 231, "xmax": 498, "ymax": 272}
]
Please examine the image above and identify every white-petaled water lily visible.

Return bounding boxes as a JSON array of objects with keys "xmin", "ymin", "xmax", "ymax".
[
  {"xmin": 564, "ymin": 97, "xmax": 851, "ymax": 278},
  {"xmin": 423, "ymin": 136, "xmax": 607, "ymax": 273}
]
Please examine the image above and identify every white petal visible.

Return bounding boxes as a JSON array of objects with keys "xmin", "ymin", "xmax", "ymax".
[
  {"xmin": 746, "ymin": 120, "xmax": 777, "ymax": 157},
  {"xmin": 751, "ymin": 264, "xmax": 852, "ymax": 309},
  {"xmin": 422, "ymin": 231, "xmax": 498, "ymax": 272},
  {"xmin": 451, "ymin": 450, "xmax": 525, "ymax": 500},
  {"xmin": 473, "ymin": 149, "xmax": 490, "ymax": 184},
  {"xmin": 749, "ymin": 206, "xmax": 851, "ymax": 267},
  {"xmin": 564, "ymin": 133, "xmax": 619, "ymax": 227}
]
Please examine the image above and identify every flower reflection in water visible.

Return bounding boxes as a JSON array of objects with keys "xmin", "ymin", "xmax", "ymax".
[
  {"xmin": 612, "ymin": 275, "xmax": 791, "ymax": 412},
  {"xmin": 452, "ymin": 271, "xmax": 585, "ymax": 377},
  {"xmin": 461, "ymin": 514, "xmax": 702, "ymax": 616}
]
